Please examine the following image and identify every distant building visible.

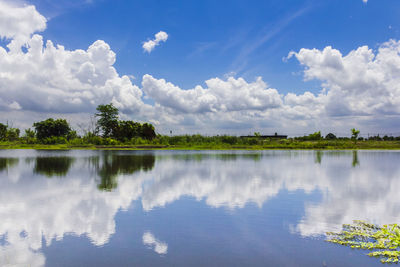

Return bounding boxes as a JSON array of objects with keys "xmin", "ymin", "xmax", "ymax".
[{"xmin": 240, "ymin": 132, "xmax": 288, "ymax": 139}]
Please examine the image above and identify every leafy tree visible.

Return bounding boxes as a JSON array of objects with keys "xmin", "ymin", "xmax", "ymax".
[
  {"xmin": 325, "ymin": 133, "xmax": 337, "ymax": 140},
  {"xmin": 0, "ymin": 123, "xmax": 7, "ymax": 140},
  {"xmin": 6, "ymin": 128, "xmax": 20, "ymax": 141},
  {"xmin": 140, "ymin": 123, "xmax": 156, "ymax": 140},
  {"xmin": 305, "ymin": 131, "xmax": 322, "ymax": 141},
  {"xmin": 0, "ymin": 123, "xmax": 20, "ymax": 141},
  {"xmin": 95, "ymin": 103, "xmax": 119, "ymax": 138},
  {"xmin": 115, "ymin": 120, "xmax": 142, "ymax": 141},
  {"xmin": 351, "ymin": 128, "xmax": 360, "ymax": 139},
  {"xmin": 24, "ymin": 128, "xmax": 35, "ymax": 138},
  {"xmin": 33, "ymin": 118, "xmax": 71, "ymax": 140},
  {"xmin": 66, "ymin": 130, "xmax": 78, "ymax": 140}
]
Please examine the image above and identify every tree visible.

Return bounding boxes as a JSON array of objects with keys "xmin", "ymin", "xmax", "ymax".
[
  {"xmin": 140, "ymin": 123, "xmax": 156, "ymax": 140},
  {"xmin": 24, "ymin": 128, "xmax": 35, "ymax": 138},
  {"xmin": 6, "ymin": 127, "xmax": 20, "ymax": 141},
  {"xmin": 351, "ymin": 128, "xmax": 360, "ymax": 140},
  {"xmin": 114, "ymin": 120, "xmax": 141, "ymax": 141},
  {"xmin": 33, "ymin": 118, "xmax": 71, "ymax": 139},
  {"xmin": 307, "ymin": 131, "xmax": 322, "ymax": 141},
  {"xmin": 325, "ymin": 133, "xmax": 337, "ymax": 140},
  {"xmin": 0, "ymin": 122, "xmax": 20, "ymax": 141},
  {"xmin": 95, "ymin": 103, "xmax": 119, "ymax": 138},
  {"xmin": 0, "ymin": 123, "xmax": 7, "ymax": 140}
]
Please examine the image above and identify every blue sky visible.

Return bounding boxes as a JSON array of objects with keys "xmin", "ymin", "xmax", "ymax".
[
  {"xmin": 1, "ymin": 0, "xmax": 400, "ymax": 135},
  {"xmin": 29, "ymin": 0, "xmax": 399, "ymax": 92}
]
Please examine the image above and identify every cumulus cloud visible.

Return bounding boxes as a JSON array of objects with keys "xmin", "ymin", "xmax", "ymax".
[
  {"xmin": 0, "ymin": 34, "xmax": 148, "ymax": 114},
  {"xmin": 0, "ymin": 1, "xmax": 47, "ymax": 52},
  {"xmin": 142, "ymin": 232, "xmax": 168, "ymax": 254},
  {"xmin": 0, "ymin": 1, "xmax": 151, "ymax": 123},
  {"xmin": 142, "ymin": 75, "xmax": 282, "ymax": 113},
  {"xmin": 0, "ymin": 1, "xmax": 400, "ymax": 134},
  {"xmin": 142, "ymin": 31, "xmax": 168, "ymax": 53},
  {"xmin": 140, "ymin": 39, "xmax": 400, "ymax": 133},
  {"xmin": 288, "ymin": 40, "xmax": 400, "ymax": 117}
]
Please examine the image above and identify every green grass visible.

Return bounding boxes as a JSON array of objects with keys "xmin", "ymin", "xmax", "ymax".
[{"xmin": 1, "ymin": 139, "xmax": 400, "ymax": 150}]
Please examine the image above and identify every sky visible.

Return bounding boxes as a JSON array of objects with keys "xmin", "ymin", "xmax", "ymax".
[{"xmin": 1, "ymin": 0, "xmax": 400, "ymax": 136}]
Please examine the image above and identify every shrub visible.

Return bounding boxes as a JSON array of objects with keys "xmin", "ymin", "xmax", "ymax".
[
  {"xmin": 33, "ymin": 118, "xmax": 71, "ymax": 140},
  {"xmin": 325, "ymin": 133, "xmax": 337, "ymax": 140}
]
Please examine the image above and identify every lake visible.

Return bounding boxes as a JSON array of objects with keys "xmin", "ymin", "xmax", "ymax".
[{"xmin": 0, "ymin": 149, "xmax": 398, "ymax": 266}]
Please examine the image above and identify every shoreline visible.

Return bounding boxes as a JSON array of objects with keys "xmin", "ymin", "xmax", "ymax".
[{"xmin": 1, "ymin": 141, "xmax": 400, "ymax": 150}]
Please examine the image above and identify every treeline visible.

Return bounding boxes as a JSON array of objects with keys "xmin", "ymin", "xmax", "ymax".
[
  {"xmin": 1, "ymin": 106, "xmax": 400, "ymax": 147},
  {"xmin": 293, "ymin": 130, "xmax": 400, "ymax": 141},
  {"xmin": 0, "ymin": 103, "xmax": 156, "ymax": 145}
]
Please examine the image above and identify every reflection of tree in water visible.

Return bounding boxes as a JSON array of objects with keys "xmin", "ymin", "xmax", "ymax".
[
  {"xmin": 96, "ymin": 153, "xmax": 155, "ymax": 191},
  {"xmin": 34, "ymin": 157, "xmax": 75, "ymax": 177},
  {"xmin": 169, "ymin": 153, "xmax": 262, "ymax": 162},
  {"xmin": 0, "ymin": 158, "xmax": 19, "ymax": 171},
  {"xmin": 314, "ymin": 151, "xmax": 322, "ymax": 164},
  {"xmin": 352, "ymin": 151, "xmax": 359, "ymax": 167},
  {"xmin": 313, "ymin": 151, "xmax": 360, "ymax": 167}
]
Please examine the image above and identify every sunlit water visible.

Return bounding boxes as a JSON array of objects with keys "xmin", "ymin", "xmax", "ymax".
[{"xmin": 0, "ymin": 150, "xmax": 398, "ymax": 266}]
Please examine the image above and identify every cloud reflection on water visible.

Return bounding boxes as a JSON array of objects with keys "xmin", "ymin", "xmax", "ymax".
[
  {"xmin": 143, "ymin": 232, "xmax": 168, "ymax": 255},
  {"xmin": 0, "ymin": 150, "xmax": 399, "ymax": 265}
]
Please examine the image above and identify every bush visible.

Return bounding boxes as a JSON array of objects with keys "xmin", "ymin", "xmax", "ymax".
[
  {"xmin": 68, "ymin": 138, "xmax": 84, "ymax": 145},
  {"xmin": 82, "ymin": 132, "xmax": 102, "ymax": 145},
  {"xmin": 22, "ymin": 137, "xmax": 37, "ymax": 144},
  {"xmin": 0, "ymin": 123, "xmax": 20, "ymax": 141},
  {"xmin": 0, "ymin": 123, "xmax": 6, "ymax": 140},
  {"xmin": 41, "ymin": 136, "xmax": 67, "ymax": 144},
  {"xmin": 325, "ymin": 133, "xmax": 337, "ymax": 140},
  {"xmin": 221, "ymin": 135, "xmax": 238, "ymax": 145},
  {"xmin": 6, "ymin": 128, "xmax": 20, "ymax": 141},
  {"xmin": 33, "ymin": 118, "xmax": 72, "ymax": 140},
  {"xmin": 101, "ymin": 138, "xmax": 119, "ymax": 146},
  {"xmin": 130, "ymin": 137, "xmax": 146, "ymax": 145}
]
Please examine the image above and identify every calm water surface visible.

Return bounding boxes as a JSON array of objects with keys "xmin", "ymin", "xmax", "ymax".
[{"xmin": 0, "ymin": 150, "xmax": 398, "ymax": 266}]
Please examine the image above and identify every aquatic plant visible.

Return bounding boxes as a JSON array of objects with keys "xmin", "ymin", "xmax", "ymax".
[{"xmin": 326, "ymin": 220, "xmax": 400, "ymax": 264}]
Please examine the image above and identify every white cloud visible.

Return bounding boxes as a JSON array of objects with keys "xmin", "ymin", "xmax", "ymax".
[
  {"xmin": 0, "ymin": 238, "xmax": 45, "ymax": 267},
  {"xmin": 0, "ymin": 1, "xmax": 151, "ymax": 121},
  {"xmin": 0, "ymin": 151, "xmax": 148, "ymax": 266},
  {"xmin": 142, "ymin": 232, "xmax": 168, "ymax": 254},
  {"xmin": 140, "ymin": 151, "xmax": 400, "ymax": 237},
  {"xmin": 0, "ymin": 1, "xmax": 47, "ymax": 52},
  {"xmin": 0, "ymin": 1, "xmax": 400, "ymax": 134},
  {"xmin": 142, "ymin": 75, "xmax": 282, "ymax": 113},
  {"xmin": 1, "ymin": 150, "xmax": 400, "ymax": 265},
  {"xmin": 288, "ymin": 40, "xmax": 400, "ymax": 117},
  {"xmin": 140, "ymin": 39, "xmax": 400, "ymax": 133},
  {"xmin": 363, "ymin": 0, "xmax": 368, "ymax": 3},
  {"xmin": 140, "ymin": 153, "xmax": 285, "ymax": 210},
  {"xmin": 142, "ymin": 31, "xmax": 168, "ymax": 53},
  {"xmin": 0, "ymin": 34, "xmax": 148, "ymax": 115}
]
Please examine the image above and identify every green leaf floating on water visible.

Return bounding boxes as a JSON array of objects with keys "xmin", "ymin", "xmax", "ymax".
[{"xmin": 326, "ymin": 220, "xmax": 400, "ymax": 264}]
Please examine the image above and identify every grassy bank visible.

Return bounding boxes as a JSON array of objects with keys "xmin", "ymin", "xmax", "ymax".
[{"xmin": 1, "ymin": 139, "xmax": 400, "ymax": 150}]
